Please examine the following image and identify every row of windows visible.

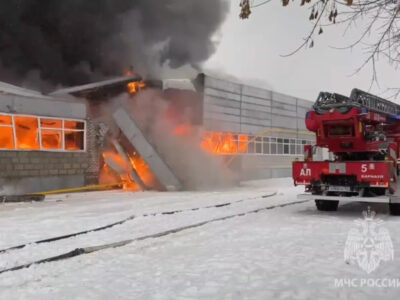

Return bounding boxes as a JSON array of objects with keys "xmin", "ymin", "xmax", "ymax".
[
  {"xmin": 202, "ymin": 132, "xmax": 313, "ymax": 156},
  {"xmin": 233, "ymin": 135, "xmax": 313, "ymax": 156},
  {"xmin": 0, "ymin": 113, "xmax": 86, "ymax": 152}
]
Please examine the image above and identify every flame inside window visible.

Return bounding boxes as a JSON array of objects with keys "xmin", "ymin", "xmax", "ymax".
[
  {"xmin": 201, "ymin": 132, "xmax": 248, "ymax": 154},
  {"xmin": 41, "ymin": 130, "xmax": 62, "ymax": 149},
  {"xmin": 0, "ymin": 114, "xmax": 85, "ymax": 151},
  {"xmin": 65, "ymin": 131, "xmax": 84, "ymax": 150},
  {"xmin": 0, "ymin": 115, "xmax": 13, "ymax": 149},
  {"xmin": 41, "ymin": 119, "xmax": 62, "ymax": 128},
  {"xmin": 65, "ymin": 120, "xmax": 85, "ymax": 130},
  {"xmin": 0, "ymin": 127, "xmax": 14, "ymax": 149},
  {"xmin": 0, "ymin": 115, "xmax": 12, "ymax": 126},
  {"xmin": 14, "ymin": 116, "xmax": 40, "ymax": 150}
]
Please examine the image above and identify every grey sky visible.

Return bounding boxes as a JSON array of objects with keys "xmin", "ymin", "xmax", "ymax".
[{"xmin": 203, "ymin": 1, "xmax": 398, "ymax": 102}]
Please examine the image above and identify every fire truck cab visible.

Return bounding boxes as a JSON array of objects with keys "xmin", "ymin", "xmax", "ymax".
[{"xmin": 293, "ymin": 89, "xmax": 400, "ymax": 215}]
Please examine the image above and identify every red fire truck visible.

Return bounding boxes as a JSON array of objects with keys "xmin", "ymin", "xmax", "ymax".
[{"xmin": 293, "ymin": 89, "xmax": 400, "ymax": 215}]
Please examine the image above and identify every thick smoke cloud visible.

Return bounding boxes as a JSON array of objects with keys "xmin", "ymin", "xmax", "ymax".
[{"xmin": 0, "ymin": 0, "xmax": 229, "ymax": 87}]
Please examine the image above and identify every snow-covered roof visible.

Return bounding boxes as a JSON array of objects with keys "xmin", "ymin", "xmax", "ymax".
[
  {"xmin": 0, "ymin": 81, "xmax": 52, "ymax": 99},
  {"xmin": 162, "ymin": 79, "xmax": 196, "ymax": 92}
]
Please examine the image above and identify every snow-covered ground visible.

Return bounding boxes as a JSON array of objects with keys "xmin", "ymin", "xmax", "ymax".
[{"xmin": 0, "ymin": 178, "xmax": 400, "ymax": 299}]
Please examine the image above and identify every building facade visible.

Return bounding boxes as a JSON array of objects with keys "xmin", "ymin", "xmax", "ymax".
[
  {"xmin": 200, "ymin": 75, "xmax": 315, "ymax": 179},
  {"xmin": 0, "ymin": 82, "xmax": 99, "ymax": 196}
]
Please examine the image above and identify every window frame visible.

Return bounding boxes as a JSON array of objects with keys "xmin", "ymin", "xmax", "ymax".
[
  {"xmin": 202, "ymin": 131, "xmax": 314, "ymax": 157},
  {"xmin": 0, "ymin": 113, "xmax": 86, "ymax": 152}
]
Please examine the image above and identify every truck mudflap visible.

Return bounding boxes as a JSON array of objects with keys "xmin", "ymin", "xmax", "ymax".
[
  {"xmin": 297, "ymin": 193, "xmax": 390, "ymax": 203},
  {"xmin": 293, "ymin": 160, "xmax": 394, "ymax": 189}
]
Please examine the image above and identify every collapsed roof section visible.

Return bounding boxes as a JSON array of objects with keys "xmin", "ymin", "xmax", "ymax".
[
  {"xmin": 49, "ymin": 75, "xmax": 143, "ymax": 100},
  {"xmin": 113, "ymin": 108, "xmax": 183, "ymax": 191}
]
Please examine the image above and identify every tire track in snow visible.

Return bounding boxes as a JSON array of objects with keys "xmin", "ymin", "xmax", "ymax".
[
  {"xmin": 0, "ymin": 193, "xmax": 275, "ymax": 255},
  {"xmin": 0, "ymin": 197, "xmax": 312, "ymax": 275}
]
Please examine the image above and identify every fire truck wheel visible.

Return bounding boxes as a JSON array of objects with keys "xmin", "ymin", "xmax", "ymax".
[
  {"xmin": 315, "ymin": 200, "xmax": 339, "ymax": 211},
  {"xmin": 389, "ymin": 203, "xmax": 400, "ymax": 216}
]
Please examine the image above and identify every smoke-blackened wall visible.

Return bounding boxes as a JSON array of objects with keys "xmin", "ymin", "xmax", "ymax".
[{"xmin": 0, "ymin": 0, "xmax": 229, "ymax": 88}]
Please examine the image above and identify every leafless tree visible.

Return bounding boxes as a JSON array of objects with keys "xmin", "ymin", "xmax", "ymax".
[{"xmin": 240, "ymin": 0, "xmax": 400, "ymax": 92}]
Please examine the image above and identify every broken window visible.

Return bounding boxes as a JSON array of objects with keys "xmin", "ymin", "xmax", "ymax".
[{"xmin": 65, "ymin": 131, "xmax": 84, "ymax": 151}]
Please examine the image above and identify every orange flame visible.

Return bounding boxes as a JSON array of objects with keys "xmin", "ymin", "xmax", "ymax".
[
  {"xmin": 201, "ymin": 132, "xmax": 248, "ymax": 154},
  {"xmin": 129, "ymin": 154, "xmax": 157, "ymax": 186},
  {"xmin": 100, "ymin": 150, "xmax": 156, "ymax": 190},
  {"xmin": 127, "ymin": 81, "xmax": 146, "ymax": 95},
  {"xmin": 173, "ymin": 124, "xmax": 193, "ymax": 136},
  {"xmin": 0, "ymin": 116, "xmax": 83, "ymax": 150}
]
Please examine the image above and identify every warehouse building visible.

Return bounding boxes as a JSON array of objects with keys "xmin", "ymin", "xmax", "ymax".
[
  {"xmin": 197, "ymin": 74, "xmax": 315, "ymax": 180},
  {"xmin": 0, "ymin": 81, "xmax": 99, "ymax": 196},
  {"xmin": 0, "ymin": 74, "xmax": 315, "ymax": 196}
]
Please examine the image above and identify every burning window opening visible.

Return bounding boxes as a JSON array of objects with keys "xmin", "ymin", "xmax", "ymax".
[
  {"xmin": 65, "ymin": 131, "xmax": 85, "ymax": 151},
  {"xmin": 41, "ymin": 130, "xmax": 62, "ymax": 150},
  {"xmin": 0, "ymin": 115, "xmax": 14, "ymax": 149},
  {"xmin": 0, "ymin": 127, "xmax": 14, "ymax": 149},
  {"xmin": 15, "ymin": 116, "xmax": 40, "ymax": 150},
  {"xmin": 201, "ymin": 132, "xmax": 249, "ymax": 155},
  {"xmin": 0, "ymin": 113, "xmax": 85, "ymax": 151}
]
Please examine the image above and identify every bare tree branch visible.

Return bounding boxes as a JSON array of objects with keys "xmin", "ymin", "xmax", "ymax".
[{"xmin": 239, "ymin": 0, "xmax": 400, "ymax": 92}]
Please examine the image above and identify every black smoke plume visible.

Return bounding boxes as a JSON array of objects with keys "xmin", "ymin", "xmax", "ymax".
[{"xmin": 0, "ymin": 0, "xmax": 229, "ymax": 87}]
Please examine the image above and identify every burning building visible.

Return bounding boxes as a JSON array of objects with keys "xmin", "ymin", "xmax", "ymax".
[
  {"xmin": 0, "ymin": 73, "xmax": 315, "ymax": 198},
  {"xmin": 0, "ymin": 81, "xmax": 98, "ymax": 197},
  {"xmin": 196, "ymin": 74, "xmax": 315, "ymax": 179}
]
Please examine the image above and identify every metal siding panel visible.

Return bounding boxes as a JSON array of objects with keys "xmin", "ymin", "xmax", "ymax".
[
  {"xmin": 241, "ymin": 124, "xmax": 268, "ymax": 135},
  {"xmin": 272, "ymin": 91, "xmax": 297, "ymax": 105},
  {"xmin": 204, "ymin": 76, "xmax": 241, "ymax": 94},
  {"xmin": 297, "ymin": 107, "xmax": 308, "ymax": 117},
  {"xmin": 204, "ymin": 104, "xmax": 240, "ymax": 116},
  {"xmin": 271, "ymin": 101, "xmax": 297, "ymax": 112},
  {"xmin": 204, "ymin": 95, "xmax": 241, "ymax": 109},
  {"xmin": 203, "ymin": 119, "xmax": 241, "ymax": 132},
  {"xmin": 241, "ymin": 117, "xmax": 271, "ymax": 127},
  {"xmin": 241, "ymin": 109, "xmax": 270, "ymax": 120},
  {"xmin": 297, "ymin": 98, "xmax": 313, "ymax": 108},
  {"xmin": 297, "ymin": 119, "xmax": 307, "ymax": 131},
  {"xmin": 242, "ymin": 95, "xmax": 271, "ymax": 106},
  {"xmin": 271, "ymin": 108, "xmax": 297, "ymax": 118},
  {"xmin": 202, "ymin": 75, "xmax": 316, "ymax": 137},
  {"xmin": 271, "ymin": 114, "xmax": 297, "ymax": 129},
  {"xmin": 242, "ymin": 85, "xmax": 272, "ymax": 99},
  {"xmin": 242, "ymin": 102, "xmax": 271, "ymax": 113},
  {"xmin": 204, "ymin": 87, "xmax": 241, "ymax": 101},
  {"xmin": 204, "ymin": 111, "xmax": 241, "ymax": 123}
]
